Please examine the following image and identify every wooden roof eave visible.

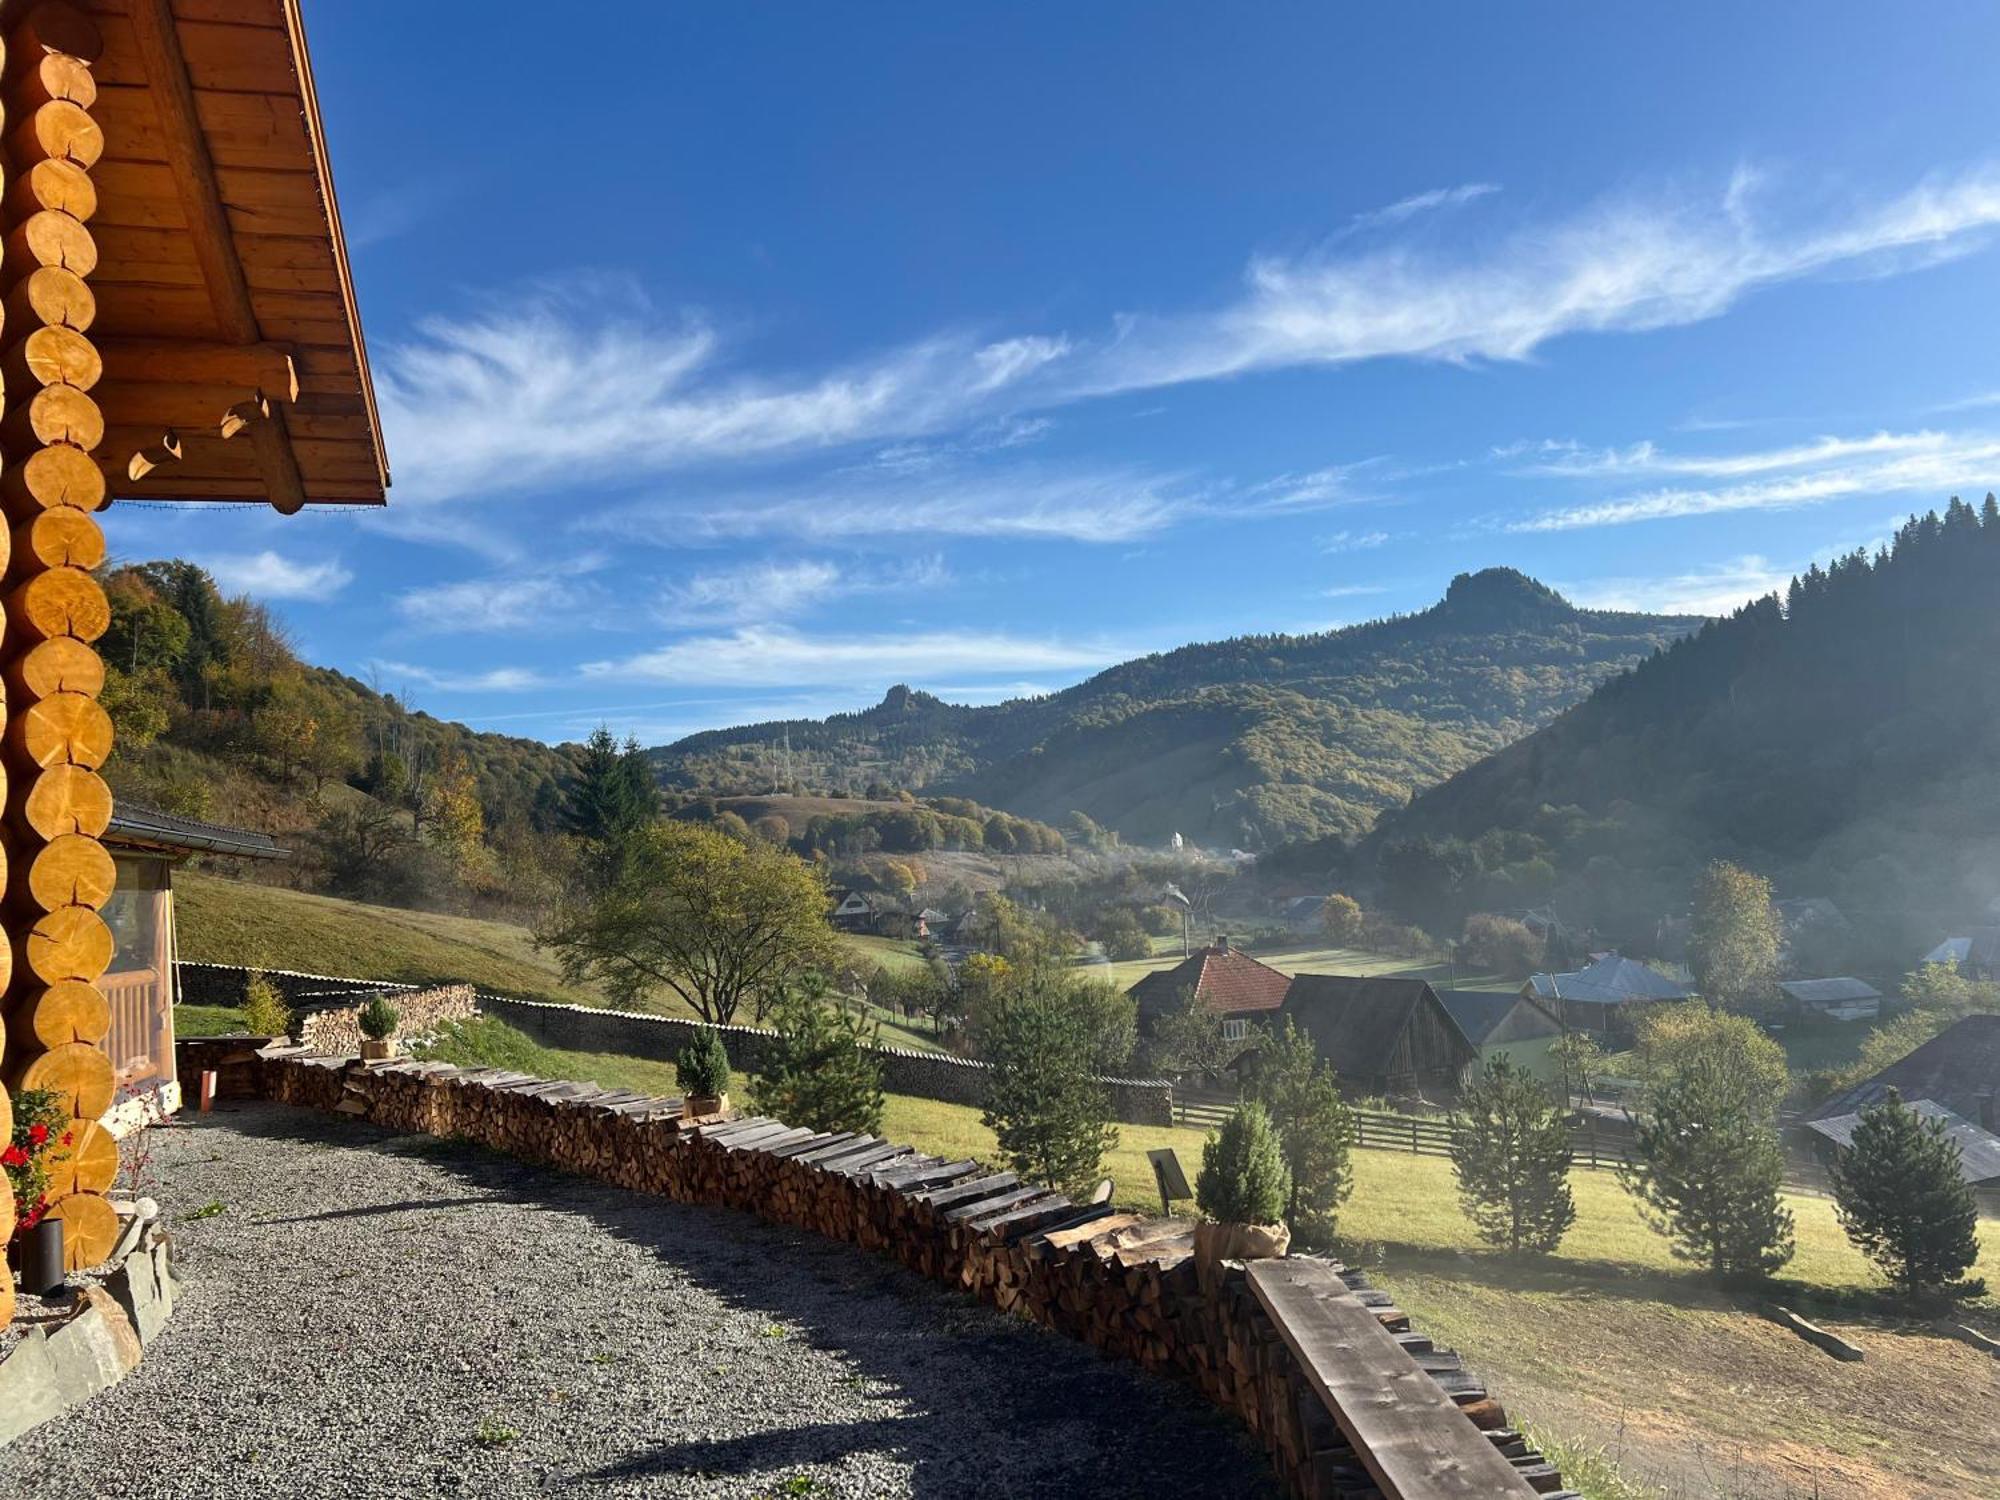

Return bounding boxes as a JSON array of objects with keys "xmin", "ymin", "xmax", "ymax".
[{"xmin": 3, "ymin": 0, "xmax": 389, "ymax": 510}]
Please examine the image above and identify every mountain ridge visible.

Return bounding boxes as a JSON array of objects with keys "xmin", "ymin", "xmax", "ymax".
[{"xmin": 652, "ymin": 568, "xmax": 1701, "ymax": 848}]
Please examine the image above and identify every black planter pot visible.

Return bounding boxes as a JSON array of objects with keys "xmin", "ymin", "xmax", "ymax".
[{"xmin": 20, "ymin": 1217, "xmax": 64, "ymax": 1297}]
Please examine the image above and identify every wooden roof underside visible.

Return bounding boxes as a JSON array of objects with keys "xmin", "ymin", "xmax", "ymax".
[{"xmin": 22, "ymin": 0, "xmax": 387, "ymax": 506}]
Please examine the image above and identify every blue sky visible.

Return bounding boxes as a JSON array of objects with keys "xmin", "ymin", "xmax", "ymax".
[{"xmin": 107, "ymin": 2, "xmax": 2000, "ymax": 746}]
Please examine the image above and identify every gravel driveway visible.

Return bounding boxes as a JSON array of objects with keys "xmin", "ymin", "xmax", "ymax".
[{"xmin": 0, "ymin": 1103, "xmax": 1274, "ymax": 1499}]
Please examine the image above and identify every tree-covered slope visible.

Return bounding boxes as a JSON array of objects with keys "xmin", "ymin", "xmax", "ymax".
[
  {"xmin": 654, "ymin": 569, "xmax": 1699, "ymax": 848},
  {"xmin": 1366, "ymin": 500, "xmax": 2000, "ymax": 950}
]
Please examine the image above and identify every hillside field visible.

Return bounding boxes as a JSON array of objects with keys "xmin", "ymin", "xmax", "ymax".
[{"xmin": 174, "ymin": 876, "xmax": 935, "ymax": 1029}]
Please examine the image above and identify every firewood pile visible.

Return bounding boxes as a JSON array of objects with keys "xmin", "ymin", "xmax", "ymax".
[{"xmin": 176, "ymin": 1039, "xmax": 1571, "ymax": 1500}]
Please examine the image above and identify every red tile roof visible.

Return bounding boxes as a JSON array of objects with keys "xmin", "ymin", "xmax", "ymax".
[{"xmin": 1129, "ymin": 944, "xmax": 1292, "ymax": 1016}]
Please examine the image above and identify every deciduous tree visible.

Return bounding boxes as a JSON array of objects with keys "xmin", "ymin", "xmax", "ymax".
[
  {"xmin": 540, "ymin": 821, "xmax": 835, "ymax": 1025},
  {"xmin": 1688, "ymin": 861, "xmax": 1780, "ymax": 1014}
]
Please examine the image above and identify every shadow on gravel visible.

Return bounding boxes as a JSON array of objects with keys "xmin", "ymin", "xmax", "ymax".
[
  {"xmin": 257, "ymin": 1195, "xmax": 496, "ymax": 1224},
  {"xmin": 198, "ymin": 1105, "xmax": 1278, "ymax": 1499}
]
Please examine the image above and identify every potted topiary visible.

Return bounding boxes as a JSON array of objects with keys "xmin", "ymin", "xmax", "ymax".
[
  {"xmin": 1192, "ymin": 1101, "xmax": 1292, "ymax": 1287},
  {"xmin": 676, "ymin": 1029, "xmax": 731, "ymax": 1120},
  {"xmin": 357, "ymin": 995, "xmax": 400, "ymax": 1061}
]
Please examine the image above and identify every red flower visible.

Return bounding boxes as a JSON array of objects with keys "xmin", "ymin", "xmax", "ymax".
[
  {"xmin": 27, "ymin": 1124, "xmax": 48, "ymax": 1146},
  {"xmin": 61, "ymin": 1132, "xmax": 74, "ymax": 1146},
  {"xmin": 1, "ymin": 1145, "xmax": 27, "ymax": 1168}
]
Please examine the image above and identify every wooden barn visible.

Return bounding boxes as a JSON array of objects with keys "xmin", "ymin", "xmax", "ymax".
[
  {"xmin": 0, "ymin": 0, "xmax": 385, "ymax": 1288},
  {"xmin": 1278, "ymin": 975, "xmax": 1477, "ymax": 1101}
]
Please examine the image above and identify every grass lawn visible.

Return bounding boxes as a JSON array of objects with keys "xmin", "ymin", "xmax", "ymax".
[{"xmin": 1101, "ymin": 935, "xmax": 1516, "ymax": 994}]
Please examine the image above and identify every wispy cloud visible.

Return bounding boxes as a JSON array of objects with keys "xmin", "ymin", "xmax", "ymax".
[
  {"xmin": 1561, "ymin": 556, "xmax": 1794, "ymax": 616},
  {"xmin": 395, "ymin": 556, "xmax": 607, "ymax": 632},
  {"xmin": 1511, "ymin": 430, "xmax": 1944, "ymax": 480},
  {"xmin": 373, "ymin": 660, "xmax": 547, "ymax": 693},
  {"xmin": 1510, "ymin": 427, "xmax": 2000, "ymax": 531},
  {"xmin": 657, "ymin": 556, "xmax": 948, "ymax": 626},
  {"xmin": 1086, "ymin": 164, "xmax": 2000, "ymax": 393},
  {"xmin": 377, "ymin": 165, "xmax": 2000, "ymax": 523},
  {"xmin": 205, "ymin": 550, "xmax": 351, "ymax": 601},
  {"xmin": 1347, "ymin": 182, "xmax": 1501, "ymax": 232},
  {"xmin": 596, "ymin": 465, "xmax": 1200, "ymax": 546},
  {"xmin": 1320, "ymin": 583, "xmax": 1389, "ymax": 598},
  {"xmin": 582, "ymin": 626, "xmax": 1138, "ymax": 689},
  {"xmin": 1319, "ymin": 529, "xmax": 1393, "ymax": 553}
]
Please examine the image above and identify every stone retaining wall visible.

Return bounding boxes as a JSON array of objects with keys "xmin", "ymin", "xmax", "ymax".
[
  {"xmin": 480, "ymin": 995, "xmax": 1177, "ymax": 1126},
  {"xmin": 175, "ymin": 965, "xmax": 1175, "ymax": 1127}
]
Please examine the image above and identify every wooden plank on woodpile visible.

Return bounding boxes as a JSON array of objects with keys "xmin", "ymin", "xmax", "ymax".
[
  {"xmin": 698, "ymin": 1117, "xmax": 774, "ymax": 1140},
  {"xmin": 802, "ymin": 1137, "xmax": 896, "ymax": 1170},
  {"xmin": 730, "ymin": 1126, "xmax": 819, "ymax": 1156},
  {"xmin": 766, "ymin": 1131, "xmax": 851, "ymax": 1159},
  {"xmin": 716, "ymin": 1122, "xmax": 801, "ymax": 1152},
  {"xmin": 874, "ymin": 1158, "xmax": 980, "ymax": 1192},
  {"xmin": 823, "ymin": 1144, "xmax": 914, "ymax": 1178},
  {"xmin": 1248, "ymin": 1258, "xmax": 1538, "ymax": 1500},
  {"xmin": 943, "ymin": 1184, "xmax": 1046, "ymax": 1224},
  {"xmin": 970, "ymin": 1194, "xmax": 1075, "ymax": 1238},
  {"xmin": 1028, "ymin": 1208, "xmax": 1142, "ymax": 1255},
  {"xmin": 915, "ymin": 1170, "xmax": 1018, "ymax": 1209},
  {"xmin": 861, "ymin": 1155, "xmax": 940, "ymax": 1185}
]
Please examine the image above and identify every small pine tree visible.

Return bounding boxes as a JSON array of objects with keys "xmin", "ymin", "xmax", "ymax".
[
  {"xmin": 1621, "ymin": 1060, "xmax": 1795, "ymax": 1280},
  {"xmin": 1448, "ymin": 1055, "xmax": 1577, "ymax": 1254},
  {"xmin": 674, "ymin": 1028, "xmax": 731, "ymax": 1099},
  {"xmin": 1830, "ymin": 1090, "xmax": 1984, "ymax": 1300},
  {"xmin": 1247, "ymin": 1018, "xmax": 1355, "ymax": 1240},
  {"xmin": 1196, "ymin": 1102, "xmax": 1291, "ymax": 1225},
  {"xmin": 748, "ymin": 989, "xmax": 885, "ymax": 1135},
  {"xmin": 357, "ymin": 995, "xmax": 400, "ymax": 1042},
  {"xmin": 979, "ymin": 977, "xmax": 1118, "ymax": 1195}
]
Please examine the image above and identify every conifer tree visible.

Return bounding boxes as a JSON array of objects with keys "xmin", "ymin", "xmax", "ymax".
[
  {"xmin": 1449, "ymin": 1055, "xmax": 1577, "ymax": 1254},
  {"xmin": 1621, "ymin": 1059, "xmax": 1795, "ymax": 1280},
  {"xmin": 1830, "ymin": 1090, "xmax": 1983, "ymax": 1299},
  {"xmin": 748, "ymin": 985, "xmax": 885, "ymax": 1135},
  {"xmin": 1247, "ymin": 1018, "xmax": 1355, "ymax": 1240},
  {"xmin": 980, "ymin": 976, "xmax": 1118, "ymax": 1194},
  {"xmin": 1196, "ymin": 1102, "xmax": 1291, "ymax": 1226}
]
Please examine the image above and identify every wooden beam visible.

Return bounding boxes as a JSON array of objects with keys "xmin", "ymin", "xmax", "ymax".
[
  {"xmin": 1246, "ymin": 1259, "xmax": 1538, "ymax": 1500},
  {"xmin": 96, "ymin": 338, "xmax": 297, "ymax": 398},
  {"xmin": 124, "ymin": 0, "xmax": 306, "ymax": 515}
]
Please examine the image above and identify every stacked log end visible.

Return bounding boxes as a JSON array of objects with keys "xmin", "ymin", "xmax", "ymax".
[{"xmin": 0, "ymin": 2, "xmax": 118, "ymax": 1276}]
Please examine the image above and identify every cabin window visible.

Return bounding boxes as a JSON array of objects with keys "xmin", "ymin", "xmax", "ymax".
[
  {"xmin": 1221, "ymin": 1018, "xmax": 1249, "ymax": 1042},
  {"xmin": 102, "ymin": 854, "xmax": 176, "ymax": 1105}
]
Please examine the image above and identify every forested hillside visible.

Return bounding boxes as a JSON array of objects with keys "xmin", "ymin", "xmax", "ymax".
[
  {"xmin": 654, "ymin": 569, "xmax": 1699, "ymax": 848},
  {"xmin": 1362, "ymin": 500, "xmax": 2000, "ymax": 957},
  {"xmin": 101, "ymin": 560, "xmax": 585, "ymax": 913}
]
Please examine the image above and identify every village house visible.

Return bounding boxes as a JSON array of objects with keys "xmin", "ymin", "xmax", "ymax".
[
  {"xmin": 1434, "ymin": 988, "xmax": 1565, "ymax": 1085},
  {"xmin": 1803, "ymin": 1014, "xmax": 2000, "ymax": 1204},
  {"xmin": 1278, "ymin": 975, "xmax": 1478, "ymax": 1102},
  {"xmin": 1777, "ymin": 976, "xmax": 1883, "ymax": 1024},
  {"xmin": 1921, "ymin": 928, "xmax": 2000, "ymax": 981},
  {"xmin": 1525, "ymin": 953, "xmax": 1692, "ymax": 1039},
  {"xmin": 1127, "ymin": 936, "xmax": 1290, "ymax": 1044}
]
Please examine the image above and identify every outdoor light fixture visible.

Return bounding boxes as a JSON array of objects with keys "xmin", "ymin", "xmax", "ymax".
[{"xmin": 20, "ymin": 1218, "xmax": 65, "ymax": 1299}]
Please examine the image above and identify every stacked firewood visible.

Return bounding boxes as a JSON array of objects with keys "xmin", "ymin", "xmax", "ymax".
[{"xmin": 194, "ymin": 1044, "xmax": 1574, "ymax": 1500}]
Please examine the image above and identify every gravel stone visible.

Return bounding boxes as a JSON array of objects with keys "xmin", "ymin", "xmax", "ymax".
[{"xmin": 0, "ymin": 1104, "xmax": 1277, "ymax": 1498}]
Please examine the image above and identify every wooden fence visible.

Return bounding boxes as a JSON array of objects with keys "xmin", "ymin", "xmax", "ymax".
[{"xmin": 1348, "ymin": 1109, "xmax": 1639, "ymax": 1171}]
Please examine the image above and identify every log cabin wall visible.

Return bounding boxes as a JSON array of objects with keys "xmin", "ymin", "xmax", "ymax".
[{"xmin": 0, "ymin": 4, "xmax": 124, "ymax": 1300}]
